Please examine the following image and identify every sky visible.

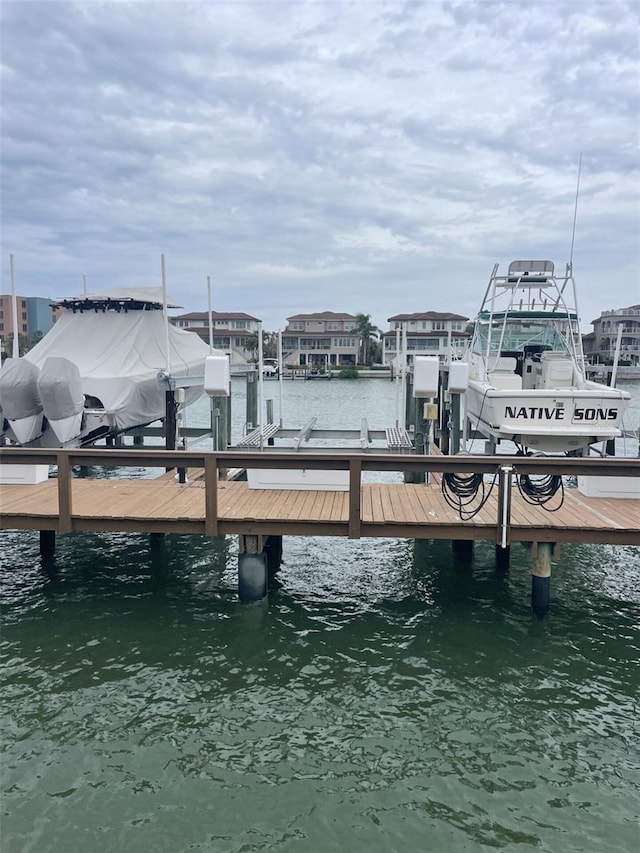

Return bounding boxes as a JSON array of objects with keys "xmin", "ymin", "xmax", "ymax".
[{"xmin": 1, "ymin": 0, "xmax": 639, "ymax": 333}]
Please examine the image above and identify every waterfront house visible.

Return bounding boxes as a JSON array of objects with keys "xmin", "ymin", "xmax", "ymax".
[
  {"xmin": 282, "ymin": 312, "xmax": 359, "ymax": 367},
  {"xmin": 170, "ymin": 311, "xmax": 260, "ymax": 366},
  {"xmin": 382, "ymin": 312, "xmax": 469, "ymax": 366},
  {"xmin": 583, "ymin": 304, "xmax": 640, "ymax": 366}
]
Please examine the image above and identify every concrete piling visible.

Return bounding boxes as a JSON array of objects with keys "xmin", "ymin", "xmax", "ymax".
[{"xmin": 238, "ymin": 534, "xmax": 268, "ymax": 603}]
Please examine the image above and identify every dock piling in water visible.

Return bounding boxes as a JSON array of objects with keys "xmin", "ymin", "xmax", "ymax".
[
  {"xmin": 531, "ymin": 542, "xmax": 553, "ymax": 617},
  {"xmin": 238, "ymin": 534, "xmax": 268, "ymax": 603},
  {"xmin": 39, "ymin": 530, "xmax": 55, "ymax": 559}
]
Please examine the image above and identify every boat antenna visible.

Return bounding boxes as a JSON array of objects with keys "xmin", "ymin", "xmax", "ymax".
[
  {"xmin": 83, "ymin": 273, "xmax": 88, "ymax": 295},
  {"xmin": 569, "ymin": 153, "xmax": 582, "ymax": 267},
  {"xmin": 9, "ymin": 254, "xmax": 19, "ymax": 358}
]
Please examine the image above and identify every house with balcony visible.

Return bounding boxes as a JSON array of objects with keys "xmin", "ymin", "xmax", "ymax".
[
  {"xmin": 282, "ymin": 312, "xmax": 359, "ymax": 367},
  {"xmin": 382, "ymin": 312, "xmax": 469, "ymax": 365},
  {"xmin": 169, "ymin": 311, "xmax": 260, "ymax": 365},
  {"xmin": 583, "ymin": 304, "xmax": 640, "ymax": 365}
]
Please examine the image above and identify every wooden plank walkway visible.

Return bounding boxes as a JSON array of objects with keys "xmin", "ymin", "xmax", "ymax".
[{"xmin": 1, "ymin": 470, "xmax": 638, "ymax": 545}]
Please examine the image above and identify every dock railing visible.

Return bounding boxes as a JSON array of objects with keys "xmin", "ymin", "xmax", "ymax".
[{"xmin": 1, "ymin": 447, "xmax": 639, "ymax": 542}]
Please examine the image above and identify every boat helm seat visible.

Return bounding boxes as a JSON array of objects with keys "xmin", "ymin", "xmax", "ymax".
[
  {"xmin": 541, "ymin": 355, "xmax": 574, "ymax": 388},
  {"xmin": 487, "ymin": 356, "xmax": 523, "ymax": 390}
]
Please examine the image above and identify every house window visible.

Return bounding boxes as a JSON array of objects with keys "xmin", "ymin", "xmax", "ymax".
[
  {"xmin": 233, "ymin": 320, "xmax": 248, "ymax": 329},
  {"xmin": 291, "ymin": 322, "xmax": 304, "ymax": 331},
  {"xmin": 300, "ymin": 337, "xmax": 331, "ymax": 349},
  {"xmin": 432, "ymin": 321, "xmax": 445, "ymax": 331},
  {"xmin": 452, "ymin": 321, "xmax": 462, "ymax": 330},
  {"xmin": 327, "ymin": 322, "xmax": 339, "ymax": 331}
]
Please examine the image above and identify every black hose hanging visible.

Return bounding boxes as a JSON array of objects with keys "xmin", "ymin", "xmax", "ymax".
[
  {"xmin": 516, "ymin": 471, "xmax": 564, "ymax": 510},
  {"xmin": 441, "ymin": 470, "xmax": 498, "ymax": 520},
  {"xmin": 514, "ymin": 447, "xmax": 564, "ymax": 511}
]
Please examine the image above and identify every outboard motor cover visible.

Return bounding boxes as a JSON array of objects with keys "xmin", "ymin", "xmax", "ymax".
[{"xmin": 37, "ymin": 357, "xmax": 85, "ymax": 444}]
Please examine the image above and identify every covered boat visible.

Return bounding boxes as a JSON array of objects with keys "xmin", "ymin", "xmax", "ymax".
[
  {"xmin": 0, "ymin": 287, "xmax": 219, "ymax": 447},
  {"xmin": 465, "ymin": 260, "xmax": 630, "ymax": 453}
]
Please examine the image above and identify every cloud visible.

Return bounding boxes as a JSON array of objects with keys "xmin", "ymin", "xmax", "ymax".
[{"xmin": 1, "ymin": 0, "xmax": 638, "ymax": 332}]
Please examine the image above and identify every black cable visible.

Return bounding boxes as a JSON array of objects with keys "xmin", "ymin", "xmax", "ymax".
[
  {"xmin": 515, "ymin": 471, "xmax": 564, "ymax": 510},
  {"xmin": 513, "ymin": 448, "xmax": 564, "ymax": 511},
  {"xmin": 441, "ymin": 469, "xmax": 498, "ymax": 520}
]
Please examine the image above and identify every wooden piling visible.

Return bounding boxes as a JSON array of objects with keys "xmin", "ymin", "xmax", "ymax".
[{"xmin": 531, "ymin": 542, "xmax": 553, "ymax": 617}]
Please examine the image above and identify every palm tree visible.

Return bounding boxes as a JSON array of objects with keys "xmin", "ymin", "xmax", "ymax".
[
  {"xmin": 355, "ymin": 313, "xmax": 381, "ymax": 366},
  {"xmin": 244, "ymin": 330, "xmax": 275, "ymax": 362}
]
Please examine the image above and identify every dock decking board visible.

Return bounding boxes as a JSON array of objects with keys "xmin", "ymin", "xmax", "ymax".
[{"xmin": 0, "ymin": 470, "xmax": 638, "ymax": 545}]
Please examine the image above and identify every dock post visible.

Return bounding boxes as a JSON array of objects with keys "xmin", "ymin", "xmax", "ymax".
[
  {"xmin": 531, "ymin": 542, "xmax": 553, "ymax": 617},
  {"xmin": 495, "ymin": 544, "xmax": 510, "ymax": 573},
  {"xmin": 246, "ymin": 371, "xmax": 258, "ymax": 430},
  {"xmin": 238, "ymin": 534, "xmax": 268, "ymax": 603},
  {"xmin": 150, "ymin": 532, "xmax": 165, "ymax": 552},
  {"xmin": 39, "ymin": 530, "xmax": 56, "ymax": 559},
  {"xmin": 210, "ymin": 394, "xmax": 230, "ymax": 479},
  {"xmin": 165, "ymin": 389, "xmax": 177, "ymax": 473},
  {"xmin": 266, "ymin": 400, "xmax": 276, "ymax": 446},
  {"xmin": 451, "ymin": 393, "xmax": 462, "ymax": 456},
  {"xmin": 264, "ymin": 534, "xmax": 283, "ymax": 577},
  {"xmin": 451, "ymin": 539, "xmax": 473, "ymax": 561}
]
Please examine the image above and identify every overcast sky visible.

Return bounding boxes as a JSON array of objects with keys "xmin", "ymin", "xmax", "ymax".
[{"xmin": 1, "ymin": 0, "xmax": 638, "ymax": 332}]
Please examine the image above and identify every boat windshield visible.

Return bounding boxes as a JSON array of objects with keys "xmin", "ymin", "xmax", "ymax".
[{"xmin": 473, "ymin": 321, "xmax": 570, "ymax": 355}]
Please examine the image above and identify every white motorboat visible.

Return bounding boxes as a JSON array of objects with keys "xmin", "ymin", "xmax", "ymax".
[
  {"xmin": 465, "ymin": 260, "xmax": 630, "ymax": 453},
  {"xmin": 0, "ymin": 287, "xmax": 218, "ymax": 447}
]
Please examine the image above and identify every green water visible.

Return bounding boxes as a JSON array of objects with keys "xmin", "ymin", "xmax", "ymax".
[
  {"xmin": 2, "ymin": 379, "xmax": 639, "ymax": 852},
  {"xmin": 2, "ymin": 531, "xmax": 639, "ymax": 852}
]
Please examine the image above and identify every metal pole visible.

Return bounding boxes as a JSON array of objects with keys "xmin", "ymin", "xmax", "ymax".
[
  {"xmin": 10, "ymin": 254, "xmax": 19, "ymax": 358},
  {"xmin": 402, "ymin": 326, "xmax": 408, "ymax": 428},
  {"xmin": 395, "ymin": 328, "xmax": 401, "ymax": 426},
  {"xmin": 207, "ymin": 275, "xmax": 213, "ymax": 353},
  {"xmin": 161, "ymin": 254, "xmax": 170, "ymax": 375},
  {"xmin": 258, "ymin": 323, "xmax": 264, "ymax": 450},
  {"xmin": 497, "ymin": 465, "xmax": 512, "ymax": 550},
  {"xmin": 610, "ymin": 322, "xmax": 624, "ymax": 387},
  {"xmin": 278, "ymin": 330, "xmax": 284, "ymax": 427}
]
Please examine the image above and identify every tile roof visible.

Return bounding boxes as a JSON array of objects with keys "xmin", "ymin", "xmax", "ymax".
[{"xmin": 387, "ymin": 311, "xmax": 469, "ymax": 321}]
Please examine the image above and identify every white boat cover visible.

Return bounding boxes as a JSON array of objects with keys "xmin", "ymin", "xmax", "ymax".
[
  {"xmin": 0, "ymin": 358, "xmax": 43, "ymax": 420},
  {"xmin": 24, "ymin": 309, "xmax": 216, "ymax": 431},
  {"xmin": 37, "ymin": 357, "xmax": 84, "ymax": 421}
]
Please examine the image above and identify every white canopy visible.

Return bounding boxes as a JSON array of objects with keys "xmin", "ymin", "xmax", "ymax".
[
  {"xmin": 53, "ymin": 286, "xmax": 183, "ymax": 308},
  {"xmin": 24, "ymin": 308, "xmax": 218, "ymax": 431}
]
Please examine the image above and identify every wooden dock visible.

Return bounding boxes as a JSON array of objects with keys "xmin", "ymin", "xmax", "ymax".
[{"xmin": 1, "ymin": 447, "xmax": 638, "ymax": 546}]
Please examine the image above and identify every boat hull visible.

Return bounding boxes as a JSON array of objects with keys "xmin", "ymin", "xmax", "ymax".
[{"xmin": 466, "ymin": 381, "xmax": 630, "ymax": 452}]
